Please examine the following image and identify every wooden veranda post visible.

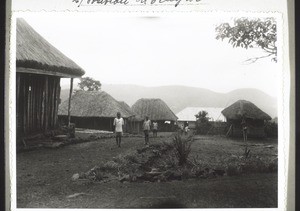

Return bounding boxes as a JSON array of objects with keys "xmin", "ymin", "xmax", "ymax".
[{"xmin": 67, "ymin": 78, "xmax": 74, "ymax": 127}]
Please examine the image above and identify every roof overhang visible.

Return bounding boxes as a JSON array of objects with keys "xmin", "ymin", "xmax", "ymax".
[{"xmin": 17, "ymin": 67, "xmax": 83, "ymax": 78}]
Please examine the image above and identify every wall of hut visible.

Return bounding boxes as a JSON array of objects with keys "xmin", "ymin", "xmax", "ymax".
[
  {"xmin": 16, "ymin": 72, "xmax": 61, "ymax": 140},
  {"xmin": 177, "ymin": 121, "xmax": 196, "ymax": 129},
  {"xmin": 154, "ymin": 120, "xmax": 177, "ymax": 132},
  {"xmin": 58, "ymin": 116, "xmax": 135, "ymax": 133},
  {"xmin": 127, "ymin": 118, "xmax": 143, "ymax": 134},
  {"xmin": 226, "ymin": 118, "xmax": 267, "ymax": 138},
  {"xmin": 207, "ymin": 121, "xmax": 227, "ymax": 135},
  {"xmin": 126, "ymin": 119, "xmax": 177, "ymax": 133}
]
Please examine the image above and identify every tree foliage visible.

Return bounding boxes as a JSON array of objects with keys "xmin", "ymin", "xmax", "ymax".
[
  {"xmin": 195, "ymin": 110, "xmax": 209, "ymax": 123},
  {"xmin": 78, "ymin": 77, "xmax": 101, "ymax": 91},
  {"xmin": 215, "ymin": 17, "xmax": 277, "ymax": 63},
  {"xmin": 195, "ymin": 110, "xmax": 211, "ymax": 135}
]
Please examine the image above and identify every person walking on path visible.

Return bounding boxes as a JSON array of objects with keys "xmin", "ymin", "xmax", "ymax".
[
  {"xmin": 143, "ymin": 116, "xmax": 151, "ymax": 146},
  {"xmin": 152, "ymin": 121, "xmax": 158, "ymax": 137},
  {"xmin": 113, "ymin": 112, "xmax": 124, "ymax": 148}
]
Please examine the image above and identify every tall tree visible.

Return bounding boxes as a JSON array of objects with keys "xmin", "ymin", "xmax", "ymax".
[
  {"xmin": 215, "ymin": 17, "xmax": 277, "ymax": 63},
  {"xmin": 78, "ymin": 77, "xmax": 101, "ymax": 91}
]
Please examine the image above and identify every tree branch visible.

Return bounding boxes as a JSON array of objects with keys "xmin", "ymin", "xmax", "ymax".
[
  {"xmin": 243, "ymin": 54, "xmax": 274, "ymax": 64},
  {"xmin": 261, "ymin": 47, "xmax": 276, "ymax": 55}
]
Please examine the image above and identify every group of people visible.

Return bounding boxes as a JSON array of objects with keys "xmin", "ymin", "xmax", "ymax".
[
  {"xmin": 179, "ymin": 121, "xmax": 189, "ymax": 134},
  {"xmin": 142, "ymin": 116, "xmax": 159, "ymax": 145},
  {"xmin": 113, "ymin": 112, "xmax": 249, "ymax": 148},
  {"xmin": 112, "ymin": 112, "xmax": 159, "ymax": 148}
]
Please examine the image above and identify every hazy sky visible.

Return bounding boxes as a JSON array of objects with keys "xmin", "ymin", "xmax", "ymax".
[{"xmin": 19, "ymin": 13, "xmax": 280, "ymax": 97}]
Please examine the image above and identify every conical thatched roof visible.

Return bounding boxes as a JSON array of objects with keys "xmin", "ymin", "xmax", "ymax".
[
  {"xmin": 118, "ymin": 101, "xmax": 144, "ymax": 121},
  {"xmin": 131, "ymin": 98, "xmax": 178, "ymax": 121},
  {"xmin": 118, "ymin": 101, "xmax": 132, "ymax": 114},
  {"xmin": 58, "ymin": 90, "xmax": 135, "ymax": 118},
  {"xmin": 221, "ymin": 100, "xmax": 271, "ymax": 120},
  {"xmin": 16, "ymin": 18, "xmax": 85, "ymax": 77}
]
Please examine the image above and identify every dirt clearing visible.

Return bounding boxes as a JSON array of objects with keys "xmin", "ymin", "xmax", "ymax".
[{"xmin": 17, "ymin": 133, "xmax": 278, "ymax": 208}]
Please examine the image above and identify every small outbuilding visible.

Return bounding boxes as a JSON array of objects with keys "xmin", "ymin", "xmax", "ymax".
[
  {"xmin": 58, "ymin": 90, "xmax": 135, "ymax": 132},
  {"xmin": 16, "ymin": 18, "xmax": 85, "ymax": 142},
  {"xmin": 221, "ymin": 100, "xmax": 272, "ymax": 138},
  {"xmin": 131, "ymin": 98, "xmax": 178, "ymax": 132}
]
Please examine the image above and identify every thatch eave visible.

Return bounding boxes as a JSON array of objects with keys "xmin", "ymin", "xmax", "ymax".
[
  {"xmin": 17, "ymin": 67, "xmax": 83, "ymax": 78},
  {"xmin": 17, "ymin": 18, "xmax": 85, "ymax": 78},
  {"xmin": 221, "ymin": 100, "xmax": 271, "ymax": 121},
  {"xmin": 58, "ymin": 90, "xmax": 135, "ymax": 118},
  {"xmin": 131, "ymin": 98, "xmax": 178, "ymax": 121}
]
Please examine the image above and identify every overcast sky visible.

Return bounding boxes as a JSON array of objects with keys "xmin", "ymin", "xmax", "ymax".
[{"xmin": 19, "ymin": 13, "xmax": 280, "ymax": 97}]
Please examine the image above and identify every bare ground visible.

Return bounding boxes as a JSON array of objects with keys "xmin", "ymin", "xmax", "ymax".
[{"xmin": 17, "ymin": 132, "xmax": 278, "ymax": 208}]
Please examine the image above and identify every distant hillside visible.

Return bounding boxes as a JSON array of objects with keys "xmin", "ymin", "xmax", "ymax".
[{"xmin": 60, "ymin": 84, "xmax": 277, "ymax": 118}]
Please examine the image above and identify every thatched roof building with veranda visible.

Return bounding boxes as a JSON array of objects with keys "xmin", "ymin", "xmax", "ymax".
[
  {"xmin": 58, "ymin": 90, "xmax": 136, "ymax": 132},
  {"xmin": 16, "ymin": 18, "xmax": 85, "ymax": 143},
  {"xmin": 131, "ymin": 98, "xmax": 178, "ymax": 132},
  {"xmin": 221, "ymin": 100, "xmax": 272, "ymax": 138}
]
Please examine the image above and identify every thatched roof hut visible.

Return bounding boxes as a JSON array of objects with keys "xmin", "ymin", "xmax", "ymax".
[
  {"xmin": 58, "ymin": 91, "xmax": 136, "ymax": 132},
  {"xmin": 221, "ymin": 100, "xmax": 271, "ymax": 120},
  {"xmin": 131, "ymin": 98, "xmax": 177, "ymax": 121},
  {"xmin": 59, "ymin": 90, "xmax": 135, "ymax": 118},
  {"xmin": 131, "ymin": 98, "xmax": 177, "ymax": 132},
  {"xmin": 221, "ymin": 100, "xmax": 271, "ymax": 138},
  {"xmin": 17, "ymin": 18, "xmax": 85, "ymax": 78},
  {"xmin": 16, "ymin": 19, "xmax": 85, "ymax": 141}
]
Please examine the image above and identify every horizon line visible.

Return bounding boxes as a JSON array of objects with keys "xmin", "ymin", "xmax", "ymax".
[{"xmin": 60, "ymin": 82, "xmax": 277, "ymax": 98}]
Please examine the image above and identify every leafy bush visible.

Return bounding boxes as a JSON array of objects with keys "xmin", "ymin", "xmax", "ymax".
[
  {"xmin": 195, "ymin": 110, "xmax": 212, "ymax": 134},
  {"xmin": 173, "ymin": 133, "xmax": 193, "ymax": 166}
]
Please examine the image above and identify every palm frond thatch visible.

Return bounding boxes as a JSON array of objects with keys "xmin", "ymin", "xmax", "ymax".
[
  {"xmin": 58, "ymin": 90, "xmax": 135, "ymax": 118},
  {"xmin": 131, "ymin": 98, "xmax": 178, "ymax": 121},
  {"xmin": 221, "ymin": 100, "xmax": 271, "ymax": 120},
  {"xmin": 16, "ymin": 18, "xmax": 85, "ymax": 77}
]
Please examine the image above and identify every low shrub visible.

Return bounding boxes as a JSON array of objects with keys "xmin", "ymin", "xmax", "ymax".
[{"xmin": 173, "ymin": 133, "xmax": 193, "ymax": 166}]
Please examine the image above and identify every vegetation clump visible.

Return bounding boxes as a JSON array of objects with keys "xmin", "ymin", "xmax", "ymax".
[
  {"xmin": 172, "ymin": 133, "xmax": 193, "ymax": 166},
  {"xmin": 74, "ymin": 133, "xmax": 277, "ymax": 184},
  {"xmin": 195, "ymin": 110, "xmax": 212, "ymax": 135}
]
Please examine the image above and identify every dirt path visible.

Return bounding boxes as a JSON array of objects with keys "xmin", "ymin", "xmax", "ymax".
[{"xmin": 17, "ymin": 134, "xmax": 278, "ymax": 208}]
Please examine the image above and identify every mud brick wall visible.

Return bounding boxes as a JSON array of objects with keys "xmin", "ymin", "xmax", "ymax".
[{"xmin": 207, "ymin": 122, "xmax": 227, "ymax": 135}]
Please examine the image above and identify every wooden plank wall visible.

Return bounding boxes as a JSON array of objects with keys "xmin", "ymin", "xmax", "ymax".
[{"xmin": 16, "ymin": 72, "xmax": 61, "ymax": 136}]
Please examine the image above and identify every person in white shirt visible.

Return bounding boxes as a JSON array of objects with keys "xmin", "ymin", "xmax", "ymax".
[
  {"xmin": 113, "ymin": 112, "xmax": 124, "ymax": 148},
  {"xmin": 143, "ymin": 116, "xmax": 151, "ymax": 145}
]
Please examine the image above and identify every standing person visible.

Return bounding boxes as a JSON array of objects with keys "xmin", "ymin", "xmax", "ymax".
[
  {"xmin": 113, "ymin": 112, "xmax": 124, "ymax": 148},
  {"xmin": 184, "ymin": 121, "xmax": 189, "ymax": 135},
  {"xmin": 152, "ymin": 121, "xmax": 158, "ymax": 137},
  {"xmin": 241, "ymin": 117, "xmax": 248, "ymax": 142},
  {"xmin": 180, "ymin": 124, "xmax": 184, "ymax": 135},
  {"xmin": 143, "ymin": 116, "xmax": 151, "ymax": 146}
]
